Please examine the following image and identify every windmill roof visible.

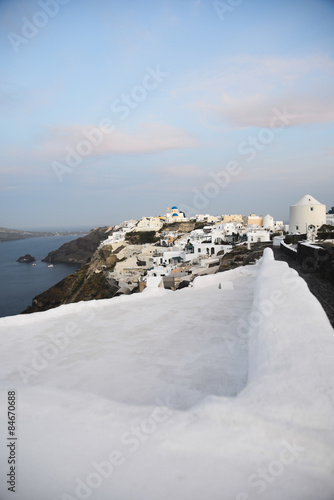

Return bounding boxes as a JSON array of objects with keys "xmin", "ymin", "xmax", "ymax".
[{"xmin": 292, "ymin": 195, "xmax": 324, "ymax": 207}]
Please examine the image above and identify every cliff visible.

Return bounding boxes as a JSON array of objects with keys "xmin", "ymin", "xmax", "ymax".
[
  {"xmin": 160, "ymin": 221, "xmax": 203, "ymax": 233},
  {"xmin": 42, "ymin": 227, "xmax": 111, "ymax": 265},
  {"xmin": 22, "ymin": 264, "xmax": 119, "ymax": 314}
]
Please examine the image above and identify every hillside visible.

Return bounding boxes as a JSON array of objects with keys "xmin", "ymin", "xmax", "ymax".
[
  {"xmin": 22, "ymin": 236, "xmax": 272, "ymax": 314},
  {"xmin": 22, "ymin": 236, "xmax": 124, "ymax": 313},
  {"xmin": 22, "ymin": 264, "xmax": 118, "ymax": 314}
]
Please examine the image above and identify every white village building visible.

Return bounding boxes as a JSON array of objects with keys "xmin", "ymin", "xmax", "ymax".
[
  {"xmin": 326, "ymin": 207, "xmax": 334, "ymax": 227},
  {"xmin": 247, "ymin": 230, "xmax": 271, "ymax": 243},
  {"xmin": 263, "ymin": 214, "xmax": 274, "ymax": 229},
  {"xmin": 135, "ymin": 216, "xmax": 163, "ymax": 231}
]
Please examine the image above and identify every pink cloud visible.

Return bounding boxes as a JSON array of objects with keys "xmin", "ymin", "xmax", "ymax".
[
  {"xmin": 159, "ymin": 164, "xmax": 204, "ymax": 178},
  {"xmin": 35, "ymin": 122, "xmax": 198, "ymax": 161},
  {"xmin": 197, "ymin": 94, "xmax": 334, "ymax": 129},
  {"xmin": 171, "ymin": 54, "xmax": 334, "ymax": 128}
]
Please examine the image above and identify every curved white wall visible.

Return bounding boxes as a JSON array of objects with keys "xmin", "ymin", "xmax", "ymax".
[{"xmin": 289, "ymin": 203, "xmax": 326, "ymax": 234}]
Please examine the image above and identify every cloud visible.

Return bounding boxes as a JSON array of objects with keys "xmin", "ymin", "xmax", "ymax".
[
  {"xmin": 159, "ymin": 164, "xmax": 204, "ymax": 178},
  {"xmin": 171, "ymin": 54, "xmax": 334, "ymax": 128},
  {"xmin": 197, "ymin": 93, "xmax": 334, "ymax": 129},
  {"xmin": 35, "ymin": 122, "xmax": 199, "ymax": 161}
]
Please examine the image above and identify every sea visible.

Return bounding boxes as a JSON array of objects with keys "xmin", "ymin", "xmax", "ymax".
[{"xmin": 0, "ymin": 235, "xmax": 84, "ymax": 318}]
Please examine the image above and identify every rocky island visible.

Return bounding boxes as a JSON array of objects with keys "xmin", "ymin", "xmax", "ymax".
[{"xmin": 17, "ymin": 254, "xmax": 36, "ymax": 263}]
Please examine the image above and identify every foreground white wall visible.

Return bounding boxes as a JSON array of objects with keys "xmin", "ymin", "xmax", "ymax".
[{"xmin": 0, "ymin": 250, "xmax": 334, "ymax": 500}]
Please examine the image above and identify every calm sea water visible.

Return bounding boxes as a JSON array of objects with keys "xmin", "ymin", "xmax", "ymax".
[{"xmin": 0, "ymin": 235, "xmax": 83, "ymax": 318}]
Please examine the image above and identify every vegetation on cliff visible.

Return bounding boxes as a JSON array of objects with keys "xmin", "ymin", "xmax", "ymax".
[
  {"xmin": 125, "ymin": 231, "xmax": 159, "ymax": 245},
  {"xmin": 159, "ymin": 221, "xmax": 199, "ymax": 233},
  {"xmin": 218, "ymin": 242, "xmax": 273, "ymax": 271}
]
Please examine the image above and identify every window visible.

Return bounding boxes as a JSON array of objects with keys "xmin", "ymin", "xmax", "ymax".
[
  {"xmin": 310, "ymin": 207, "xmax": 314, "ymax": 211},
  {"xmin": 198, "ymin": 248, "xmax": 201, "ymax": 253},
  {"xmin": 296, "ymin": 226, "xmax": 299, "ymax": 230}
]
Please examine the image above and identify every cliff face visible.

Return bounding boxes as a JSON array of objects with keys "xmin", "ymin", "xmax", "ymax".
[
  {"xmin": 160, "ymin": 221, "xmax": 198, "ymax": 233},
  {"xmin": 42, "ymin": 227, "xmax": 110, "ymax": 265},
  {"xmin": 22, "ymin": 236, "xmax": 125, "ymax": 314},
  {"xmin": 22, "ymin": 264, "xmax": 119, "ymax": 314}
]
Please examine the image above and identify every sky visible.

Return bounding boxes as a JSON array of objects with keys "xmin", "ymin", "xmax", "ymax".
[{"xmin": 0, "ymin": 0, "xmax": 333, "ymax": 230}]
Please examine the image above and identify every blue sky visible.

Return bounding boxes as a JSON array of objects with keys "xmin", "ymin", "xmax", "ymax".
[{"xmin": 0, "ymin": 0, "xmax": 333, "ymax": 230}]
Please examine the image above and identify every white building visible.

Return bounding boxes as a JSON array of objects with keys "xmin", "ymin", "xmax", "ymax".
[
  {"xmin": 273, "ymin": 220, "xmax": 284, "ymax": 231},
  {"xmin": 165, "ymin": 206, "xmax": 187, "ymax": 222},
  {"xmin": 289, "ymin": 195, "xmax": 326, "ymax": 234},
  {"xmin": 263, "ymin": 214, "xmax": 274, "ymax": 229},
  {"xmin": 326, "ymin": 215, "xmax": 334, "ymax": 227},
  {"xmin": 326, "ymin": 207, "xmax": 334, "ymax": 227},
  {"xmin": 263, "ymin": 215, "xmax": 284, "ymax": 232},
  {"xmin": 213, "ymin": 222, "xmax": 242, "ymax": 235},
  {"xmin": 247, "ymin": 230, "xmax": 271, "ymax": 243},
  {"xmin": 152, "ymin": 249, "xmax": 186, "ymax": 266},
  {"xmin": 136, "ymin": 217, "xmax": 163, "ymax": 232},
  {"xmin": 185, "ymin": 243, "xmax": 232, "ymax": 259}
]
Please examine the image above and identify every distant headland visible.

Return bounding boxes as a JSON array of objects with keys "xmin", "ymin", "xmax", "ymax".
[{"xmin": 0, "ymin": 227, "xmax": 87, "ymax": 243}]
